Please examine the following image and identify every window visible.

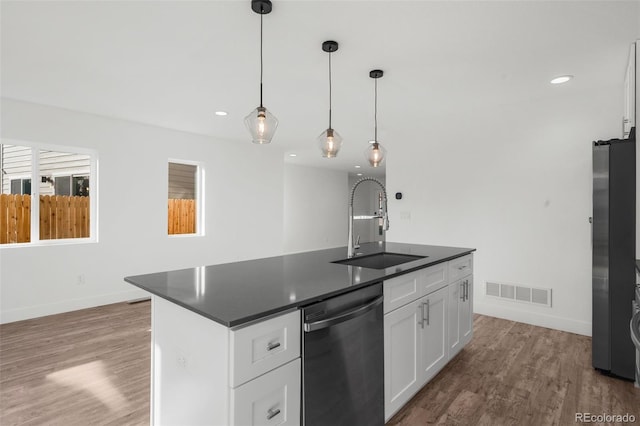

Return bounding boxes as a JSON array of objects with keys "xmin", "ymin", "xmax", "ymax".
[
  {"xmin": 10, "ymin": 178, "xmax": 31, "ymax": 195},
  {"xmin": 0, "ymin": 142, "xmax": 97, "ymax": 245},
  {"xmin": 54, "ymin": 175, "xmax": 90, "ymax": 196},
  {"xmin": 54, "ymin": 176, "xmax": 71, "ymax": 195},
  {"xmin": 73, "ymin": 176, "xmax": 90, "ymax": 197},
  {"xmin": 168, "ymin": 160, "xmax": 202, "ymax": 236}
]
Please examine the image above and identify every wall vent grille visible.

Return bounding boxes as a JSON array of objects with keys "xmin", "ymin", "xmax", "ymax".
[{"xmin": 485, "ymin": 281, "xmax": 552, "ymax": 307}]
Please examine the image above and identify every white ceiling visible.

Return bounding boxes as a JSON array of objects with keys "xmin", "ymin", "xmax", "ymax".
[{"xmin": 2, "ymin": 1, "xmax": 639, "ymax": 176}]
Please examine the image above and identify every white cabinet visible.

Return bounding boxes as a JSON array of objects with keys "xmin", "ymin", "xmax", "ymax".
[
  {"xmin": 449, "ymin": 276, "xmax": 473, "ymax": 358},
  {"xmin": 460, "ymin": 276, "xmax": 473, "ymax": 348},
  {"xmin": 418, "ymin": 286, "xmax": 449, "ymax": 384},
  {"xmin": 418, "ymin": 262, "xmax": 448, "ymax": 298},
  {"xmin": 230, "ymin": 359, "xmax": 301, "ymax": 426},
  {"xmin": 230, "ymin": 310, "xmax": 300, "ymax": 387},
  {"xmin": 383, "ymin": 285, "xmax": 449, "ymax": 421},
  {"xmin": 448, "ymin": 279, "xmax": 461, "ymax": 356},
  {"xmin": 383, "ymin": 262, "xmax": 447, "ymax": 314},
  {"xmin": 151, "ymin": 296, "xmax": 301, "ymax": 426},
  {"xmin": 448, "ymin": 254, "xmax": 473, "ymax": 283},
  {"xmin": 448, "ymin": 255, "xmax": 474, "ymax": 358},
  {"xmin": 383, "ymin": 254, "xmax": 474, "ymax": 422},
  {"xmin": 384, "ymin": 269, "xmax": 423, "ymax": 314},
  {"xmin": 384, "ymin": 298, "xmax": 422, "ymax": 418}
]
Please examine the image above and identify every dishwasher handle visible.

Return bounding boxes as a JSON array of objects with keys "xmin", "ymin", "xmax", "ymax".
[
  {"xmin": 631, "ymin": 310, "xmax": 640, "ymax": 348},
  {"xmin": 304, "ymin": 296, "xmax": 383, "ymax": 332}
]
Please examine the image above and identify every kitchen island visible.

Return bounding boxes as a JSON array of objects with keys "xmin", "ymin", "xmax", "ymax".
[{"xmin": 125, "ymin": 242, "xmax": 475, "ymax": 425}]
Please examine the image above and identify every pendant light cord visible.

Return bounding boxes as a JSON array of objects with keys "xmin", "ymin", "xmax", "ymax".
[
  {"xmin": 328, "ymin": 51, "xmax": 332, "ymax": 129},
  {"xmin": 259, "ymin": 12, "xmax": 264, "ymax": 108},
  {"xmin": 374, "ymin": 78, "xmax": 378, "ymax": 143}
]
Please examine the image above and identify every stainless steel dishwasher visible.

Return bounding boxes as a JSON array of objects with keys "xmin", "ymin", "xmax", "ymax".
[{"xmin": 302, "ymin": 282, "xmax": 384, "ymax": 426}]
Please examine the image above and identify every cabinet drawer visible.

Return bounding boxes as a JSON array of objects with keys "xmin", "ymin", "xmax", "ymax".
[
  {"xmin": 418, "ymin": 262, "xmax": 448, "ymax": 298},
  {"xmin": 230, "ymin": 358, "xmax": 301, "ymax": 426},
  {"xmin": 230, "ymin": 310, "xmax": 300, "ymax": 388},
  {"xmin": 448, "ymin": 254, "xmax": 473, "ymax": 282},
  {"xmin": 384, "ymin": 269, "xmax": 423, "ymax": 314}
]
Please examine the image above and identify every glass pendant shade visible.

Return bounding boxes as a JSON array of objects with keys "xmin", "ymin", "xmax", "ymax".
[
  {"xmin": 244, "ymin": 106, "xmax": 278, "ymax": 144},
  {"xmin": 317, "ymin": 128, "xmax": 343, "ymax": 158},
  {"xmin": 317, "ymin": 41, "xmax": 342, "ymax": 158},
  {"xmin": 365, "ymin": 141, "xmax": 387, "ymax": 167}
]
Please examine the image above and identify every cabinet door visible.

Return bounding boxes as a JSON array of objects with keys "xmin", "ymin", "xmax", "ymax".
[
  {"xmin": 460, "ymin": 277, "xmax": 473, "ymax": 347},
  {"xmin": 448, "ymin": 280, "xmax": 462, "ymax": 357},
  {"xmin": 418, "ymin": 286, "xmax": 449, "ymax": 384},
  {"xmin": 230, "ymin": 358, "xmax": 300, "ymax": 426},
  {"xmin": 384, "ymin": 298, "xmax": 421, "ymax": 421}
]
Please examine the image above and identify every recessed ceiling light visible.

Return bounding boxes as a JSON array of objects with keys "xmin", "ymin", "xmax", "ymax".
[
  {"xmin": 368, "ymin": 140, "xmax": 376, "ymax": 144},
  {"xmin": 354, "ymin": 165, "xmax": 361, "ymax": 169},
  {"xmin": 357, "ymin": 173, "xmax": 363, "ymax": 176},
  {"xmin": 288, "ymin": 153, "xmax": 297, "ymax": 157},
  {"xmin": 550, "ymin": 75, "xmax": 573, "ymax": 85},
  {"xmin": 215, "ymin": 111, "xmax": 228, "ymax": 116}
]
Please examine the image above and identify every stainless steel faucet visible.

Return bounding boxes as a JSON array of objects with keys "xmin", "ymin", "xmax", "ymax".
[{"xmin": 348, "ymin": 177, "xmax": 389, "ymax": 257}]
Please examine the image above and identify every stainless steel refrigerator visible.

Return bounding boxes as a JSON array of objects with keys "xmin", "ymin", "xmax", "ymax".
[{"xmin": 592, "ymin": 127, "xmax": 636, "ymax": 380}]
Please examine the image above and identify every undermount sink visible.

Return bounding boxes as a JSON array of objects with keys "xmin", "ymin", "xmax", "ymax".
[{"xmin": 332, "ymin": 252, "xmax": 427, "ymax": 270}]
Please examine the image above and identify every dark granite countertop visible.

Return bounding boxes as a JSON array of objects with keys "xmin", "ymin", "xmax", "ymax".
[{"xmin": 124, "ymin": 242, "xmax": 475, "ymax": 328}]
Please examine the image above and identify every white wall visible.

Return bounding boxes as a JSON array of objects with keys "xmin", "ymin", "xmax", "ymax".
[
  {"xmin": 283, "ymin": 164, "xmax": 347, "ymax": 254},
  {"xmin": 0, "ymin": 98, "xmax": 285, "ymax": 323},
  {"xmin": 386, "ymin": 85, "xmax": 622, "ymax": 336}
]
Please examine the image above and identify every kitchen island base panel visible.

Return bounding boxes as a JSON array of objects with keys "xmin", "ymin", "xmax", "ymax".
[
  {"xmin": 151, "ymin": 296, "xmax": 301, "ymax": 426},
  {"xmin": 152, "ymin": 296, "xmax": 229, "ymax": 426}
]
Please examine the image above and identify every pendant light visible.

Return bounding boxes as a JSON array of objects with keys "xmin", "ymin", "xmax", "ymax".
[
  {"xmin": 317, "ymin": 40, "xmax": 343, "ymax": 158},
  {"xmin": 244, "ymin": 0, "xmax": 278, "ymax": 144},
  {"xmin": 365, "ymin": 69, "xmax": 387, "ymax": 167}
]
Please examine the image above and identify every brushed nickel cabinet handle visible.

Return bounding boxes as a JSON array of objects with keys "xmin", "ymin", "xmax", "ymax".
[
  {"xmin": 267, "ymin": 341, "xmax": 281, "ymax": 351},
  {"xmin": 267, "ymin": 408, "xmax": 281, "ymax": 420},
  {"xmin": 425, "ymin": 300, "xmax": 430, "ymax": 326}
]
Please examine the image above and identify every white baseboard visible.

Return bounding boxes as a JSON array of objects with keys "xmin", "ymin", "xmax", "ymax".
[
  {"xmin": 474, "ymin": 301, "xmax": 591, "ymax": 336},
  {"xmin": 0, "ymin": 288, "xmax": 149, "ymax": 324}
]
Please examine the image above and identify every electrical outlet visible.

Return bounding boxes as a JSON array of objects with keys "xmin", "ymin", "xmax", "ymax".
[{"xmin": 76, "ymin": 274, "xmax": 86, "ymax": 285}]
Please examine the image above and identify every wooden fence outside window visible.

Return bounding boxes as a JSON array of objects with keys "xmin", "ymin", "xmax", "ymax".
[
  {"xmin": 1, "ymin": 194, "xmax": 196, "ymax": 243},
  {"xmin": 0, "ymin": 194, "xmax": 90, "ymax": 244},
  {"xmin": 168, "ymin": 199, "xmax": 196, "ymax": 235}
]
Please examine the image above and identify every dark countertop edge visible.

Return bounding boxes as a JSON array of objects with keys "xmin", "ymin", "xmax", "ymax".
[
  {"xmin": 127, "ymin": 248, "xmax": 475, "ymax": 328},
  {"xmin": 130, "ymin": 279, "xmax": 379, "ymax": 328}
]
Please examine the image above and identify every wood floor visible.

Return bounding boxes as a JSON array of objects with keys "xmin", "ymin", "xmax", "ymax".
[
  {"xmin": 0, "ymin": 301, "xmax": 151, "ymax": 426},
  {"xmin": 388, "ymin": 315, "xmax": 640, "ymax": 426},
  {"xmin": 1, "ymin": 302, "xmax": 638, "ymax": 426}
]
